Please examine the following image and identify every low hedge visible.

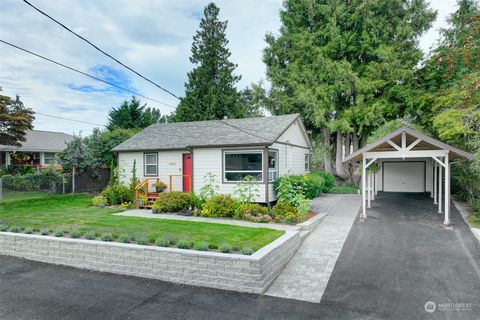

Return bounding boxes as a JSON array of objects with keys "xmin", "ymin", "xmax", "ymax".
[
  {"xmin": 152, "ymin": 192, "xmax": 192, "ymax": 213},
  {"xmin": 273, "ymin": 173, "xmax": 325, "ymax": 200}
]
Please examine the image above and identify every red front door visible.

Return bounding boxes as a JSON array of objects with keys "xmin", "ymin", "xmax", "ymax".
[{"xmin": 182, "ymin": 153, "xmax": 192, "ymax": 192}]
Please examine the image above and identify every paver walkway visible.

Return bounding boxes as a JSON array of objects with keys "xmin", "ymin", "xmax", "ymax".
[{"xmin": 265, "ymin": 193, "xmax": 361, "ymax": 303}]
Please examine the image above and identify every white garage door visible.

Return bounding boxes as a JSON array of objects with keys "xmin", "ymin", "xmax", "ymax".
[{"xmin": 383, "ymin": 162, "xmax": 425, "ymax": 192}]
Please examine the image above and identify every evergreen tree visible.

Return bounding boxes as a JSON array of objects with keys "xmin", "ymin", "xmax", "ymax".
[
  {"xmin": 106, "ymin": 96, "xmax": 167, "ymax": 130},
  {"xmin": 263, "ymin": 0, "xmax": 435, "ymax": 178},
  {"xmin": 174, "ymin": 3, "xmax": 243, "ymax": 122}
]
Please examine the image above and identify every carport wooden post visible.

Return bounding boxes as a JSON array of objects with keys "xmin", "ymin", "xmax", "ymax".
[
  {"xmin": 433, "ymin": 162, "xmax": 438, "ymax": 204},
  {"xmin": 444, "ymin": 153, "xmax": 450, "ymax": 225},
  {"xmin": 438, "ymin": 159, "xmax": 443, "ymax": 213},
  {"xmin": 362, "ymin": 156, "xmax": 366, "ymax": 219},
  {"xmin": 367, "ymin": 172, "xmax": 372, "ymax": 209},
  {"xmin": 374, "ymin": 173, "xmax": 378, "ymax": 196}
]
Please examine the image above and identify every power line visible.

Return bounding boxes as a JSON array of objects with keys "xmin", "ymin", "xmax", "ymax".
[
  {"xmin": 35, "ymin": 112, "xmax": 105, "ymax": 127},
  {"xmin": 23, "ymin": 0, "xmax": 182, "ymax": 101},
  {"xmin": 0, "ymin": 39, "xmax": 176, "ymax": 110}
]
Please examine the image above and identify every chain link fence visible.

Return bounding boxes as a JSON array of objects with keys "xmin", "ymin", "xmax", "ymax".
[{"xmin": 0, "ymin": 167, "xmax": 110, "ymax": 203}]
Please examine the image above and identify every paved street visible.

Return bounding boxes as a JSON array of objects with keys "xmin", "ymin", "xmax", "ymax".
[{"xmin": 1, "ymin": 193, "xmax": 479, "ymax": 319}]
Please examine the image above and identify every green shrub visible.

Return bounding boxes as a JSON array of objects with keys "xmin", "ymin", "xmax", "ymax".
[
  {"xmin": 152, "ymin": 192, "xmax": 191, "ymax": 213},
  {"xmin": 193, "ymin": 241, "xmax": 209, "ymax": 251},
  {"xmin": 311, "ymin": 171, "xmax": 335, "ymax": 192},
  {"xmin": 24, "ymin": 227, "xmax": 33, "ymax": 234},
  {"xmin": 240, "ymin": 247, "xmax": 254, "ymax": 255},
  {"xmin": 54, "ymin": 229, "xmax": 64, "ymax": 237},
  {"xmin": 40, "ymin": 229, "xmax": 49, "ymax": 235},
  {"xmin": 236, "ymin": 203, "xmax": 269, "ymax": 219},
  {"xmin": 70, "ymin": 229, "xmax": 82, "ymax": 238},
  {"xmin": 84, "ymin": 230, "xmax": 95, "ymax": 240},
  {"xmin": 271, "ymin": 201, "xmax": 298, "ymax": 223},
  {"xmin": 329, "ymin": 184, "xmax": 359, "ymax": 194},
  {"xmin": 201, "ymin": 194, "xmax": 240, "ymax": 218},
  {"xmin": 118, "ymin": 234, "xmax": 133, "ymax": 243},
  {"xmin": 219, "ymin": 243, "xmax": 232, "ymax": 253},
  {"xmin": 154, "ymin": 237, "xmax": 171, "ymax": 247},
  {"xmin": 1, "ymin": 167, "xmax": 63, "ymax": 192},
  {"xmin": 101, "ymin": 183, "xmax": 133, "ymax": 205},
  {"xmin": 176, "ymin": 239, "xmax": 193, "ymax": 249},
  {"xmin": 0, "ymin": 223, "xmax": 8, "ymax": 232},
  {"xmin": 8, "ymin": 226, "xmax": 21, "ymax": 233},
  {"xmin": 92, "ymin": 195, "xmax": 107, "ymax": 207},
  {"xmin": 274, "ymin": 174, "xmax": 324, "ymax": 200},
  {"xmin": 471, "ymin": 197, "xmax": 480, "ymax": 216},
  {"xmin": 100, "ymin": 232, "xmax": 113, "ymax": 241},
  {"xmin": 136, "ymin": 236, "xmax": 148, "ymax": 245}
]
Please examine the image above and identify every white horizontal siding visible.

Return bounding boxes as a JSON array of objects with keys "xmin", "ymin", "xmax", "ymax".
[
  {"xmin": 117, "ymin": 151, "xmax": 186, "ymax": 192},
  {"xmin": 192, "ymin": 148, "xmax": 266, "ymax": 202},
  {"xmin": 276, "ymin": 118, "xmax": 310, "ymax": 148}
]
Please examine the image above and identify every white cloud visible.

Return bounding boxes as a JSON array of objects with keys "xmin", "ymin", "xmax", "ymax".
[{"xmin": 0, "ymin": 0, "xmax": 458, "ymax": 135}]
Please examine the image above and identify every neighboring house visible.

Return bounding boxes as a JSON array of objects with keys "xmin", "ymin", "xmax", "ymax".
[
  {"xmin": 0, "ymin": 130, "xmax": 73, "ymax": 168},
  {"xmin": 112, "ymin": 114, "xmax": 313, "ymax": 203}
]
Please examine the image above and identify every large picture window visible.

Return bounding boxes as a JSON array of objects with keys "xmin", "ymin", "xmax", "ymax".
[
  {"xmin": 144, "ymin": 153, "xmax": 158, "ymax": 176},
  {"xmin": 224, "ymin": 150, "xmax": 263, "ymax": 182},
  {"xmin": 268, "ymin": 150, "xmax": 278, "ymax": 182}
]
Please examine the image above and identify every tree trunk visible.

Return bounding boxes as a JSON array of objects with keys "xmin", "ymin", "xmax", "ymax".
[
  {"xmin": 345, "ymin": 133, "xmax": 351, "ymax": 157},
  {"xmin": 322, "ymin": 126, "xmax": 333, "ymax": 173},
  {"xmin": 352, "ymin": 133, "xmax": 359, "ymax": 152},
  {"xmin": 335, "ymin": 130, "xmax": 350, "ymax": 180}
]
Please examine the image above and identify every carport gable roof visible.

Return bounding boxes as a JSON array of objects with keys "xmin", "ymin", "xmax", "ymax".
[{"xmin": 343, "ymin": 127, "xmax": 474, "ymax": 162}]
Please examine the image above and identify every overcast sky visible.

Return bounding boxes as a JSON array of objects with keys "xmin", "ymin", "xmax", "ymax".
[{"xmin": 0, "ymin": 0, "xmax": 459, "ymax": 135}]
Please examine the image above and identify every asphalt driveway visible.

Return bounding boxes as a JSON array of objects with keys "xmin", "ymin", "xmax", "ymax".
[
  {"xmin": 1, "ymin": 192, "xmax": 479, "ymax": 319},
  {"xmin": 320, "ymin": 192, "xmax": 480, "ymax": 319}
]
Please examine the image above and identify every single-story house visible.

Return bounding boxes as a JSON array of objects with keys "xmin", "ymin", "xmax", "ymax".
[
  {"xmin": 343, "ymin": 127, "xmax": 474, "ymax": 226},
  {"xmin": 0, "ymin": 130, "xmax": 73, "ymax": 168},
  {"xmin": 112, "ymin": 114, "xmax": 313, "ymax": 203}
]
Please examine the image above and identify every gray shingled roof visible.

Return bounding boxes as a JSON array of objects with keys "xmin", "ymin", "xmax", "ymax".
[
  {"xmin": 112, "ymin": 114, "xmax": 301, "ymax": 152},
  {"xmin": 0, "ymin": 130, "xmax": 73, "ymax": 152}
]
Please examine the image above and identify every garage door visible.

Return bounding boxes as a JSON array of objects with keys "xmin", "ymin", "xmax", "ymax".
[{"xmin": 383, "ymin": 162, "xmax": 425, "ymax": 192}]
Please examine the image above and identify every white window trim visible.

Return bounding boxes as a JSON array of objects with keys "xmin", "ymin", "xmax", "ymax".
[
  {"xmin": 305, "ymin": 154, "xmax": 311, "ymax": 171},
  {"xmin": 144, "ymin": 153, "xmax": 158, "ymax": 176},
  {"xmin": 268, "ymin": 150, "xmax": 279, "ymax": 182},
  {"xmin": 223, "ymin": 150, "xmax": 264, "ymax": 183}
]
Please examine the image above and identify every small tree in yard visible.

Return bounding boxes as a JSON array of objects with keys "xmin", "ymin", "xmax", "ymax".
[
  {"xmin": 234, "ymin": 176, "xmax": 260, "ymax": 203},
  {"xmin": 57, "ymin": 134, "xmax": 100, "ymax": 173},
  {"xmin": 0, "ymin": 89, "xmax": 35, "ymax": 147}
]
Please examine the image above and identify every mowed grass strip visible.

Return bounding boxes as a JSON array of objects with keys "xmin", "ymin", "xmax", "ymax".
[{"xmin": 0, "ymin": 194, "xmax": 283, "ymax": 251}]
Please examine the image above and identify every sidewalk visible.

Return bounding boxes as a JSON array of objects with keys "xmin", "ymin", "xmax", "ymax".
[{"xmin": 265, "ymin": 194, "xmax": 361, "ymax": 303}]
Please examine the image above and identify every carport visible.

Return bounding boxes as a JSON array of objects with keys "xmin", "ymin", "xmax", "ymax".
[{"xmin": 343, "ymin": 127, "xmax": 473, "ymax": 226}]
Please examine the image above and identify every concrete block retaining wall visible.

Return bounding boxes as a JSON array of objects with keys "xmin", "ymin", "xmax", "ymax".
[{"xmin": 0, "ymin": 231, "xmax": 300, "ymax": 294}]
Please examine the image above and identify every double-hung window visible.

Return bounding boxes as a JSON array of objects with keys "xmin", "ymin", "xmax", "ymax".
[
  {"xmin": 144, "ymin": 153, "xmax": 158, "ymax": 176},
  {"xmin": 224, "ymin": 150, "xmax": 263, "ymax": 182},
  {"xmin": 305, "ymin": 154, "xmax": 311, "ymax": 171},
  {"xmin": 268, "ymin": 150, "xmax": 278, "ymax": 182}
]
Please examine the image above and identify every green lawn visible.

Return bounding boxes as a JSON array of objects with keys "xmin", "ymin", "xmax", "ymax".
[
  {"xmin": 1, "ymin": 190, "xmax": 52, "ymax": 203},
  {"xmin": 0, "ymin": 194, "xmax": 283, "ymax": 251}
]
